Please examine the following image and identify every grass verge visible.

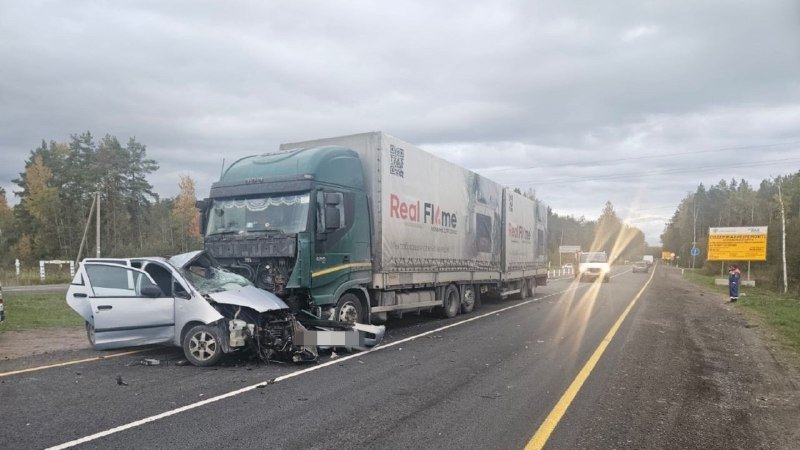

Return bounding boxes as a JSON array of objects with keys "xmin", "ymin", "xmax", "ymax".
[
  {"xmin": 0, "ymin": 291, "xmax": 84, "ymax": 332},
  {"xmin": 684, "ymin": 269, "xmax": 800, "ymax": 355}
]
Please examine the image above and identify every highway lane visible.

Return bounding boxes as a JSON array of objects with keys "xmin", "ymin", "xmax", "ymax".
[{"xmin": 2, "ymin": 267, "xmax": 645, "ymax": 449}]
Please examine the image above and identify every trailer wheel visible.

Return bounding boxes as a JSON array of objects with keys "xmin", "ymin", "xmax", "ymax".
[
  {"xmin": 528, "ymin": 278, "xmax": 536, "ymax": 298},
  {"xmin": 442, "ymin": 284, "xmax": 460, "ymax": 318},
  {"xmin": 460, "ymin": 285, "xmax": 476, "ymax": 314},
  {"xmin": 335, "ymin": 293, "xmax": 364, "ymax": 324}
]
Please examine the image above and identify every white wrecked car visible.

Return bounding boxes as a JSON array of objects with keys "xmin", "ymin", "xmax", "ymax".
[{"xmin": 67, "ymin": 251, "xmax": 383, "ymax": 366}]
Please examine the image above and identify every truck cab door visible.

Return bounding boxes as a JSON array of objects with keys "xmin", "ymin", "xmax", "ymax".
[
  {"xmin": 312, "ymin": 190, "xmax": 371, "ymax": 303},
  {"xmin": 82, "ymin": 263, "xmax": 175, "ymax": 349}
]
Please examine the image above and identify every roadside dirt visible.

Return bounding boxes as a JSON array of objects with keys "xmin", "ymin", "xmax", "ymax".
[{"xmin": 0, "ymin": 327, "xmax": 88, "ymax": 360}]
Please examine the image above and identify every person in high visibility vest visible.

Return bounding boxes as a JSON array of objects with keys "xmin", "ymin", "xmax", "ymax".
[{"xmin": 728, "ymin": 264, "xmax": 742, "ymax": 302}]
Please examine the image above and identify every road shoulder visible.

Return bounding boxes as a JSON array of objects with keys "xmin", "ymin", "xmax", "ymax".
[{"xmin": 552, "ymin": 266, "xmax": 800, "ymax": 449}]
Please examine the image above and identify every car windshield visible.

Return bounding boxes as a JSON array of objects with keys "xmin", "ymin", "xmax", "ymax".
[
  {"xmin": 179, "ymin": 254, "xmax": 253, "ymax": 294},
  {"xmin": 206, "ymin": 193, "xmax": 310, "ymax": 235},
  {"xmin": 580, "ymin": 252, "xmax": 608, "ymax": 263}
]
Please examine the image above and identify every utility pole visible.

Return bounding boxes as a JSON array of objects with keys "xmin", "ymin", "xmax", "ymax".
[
  {"xmin": 778, "ymin": 182, "xmax": 788, "ymax": 294},
  {"xmin": 95, "ymin": 192, "xmax": 101, "ymax": 258},
  {"xmin": 692, "ymin": 198, "xmax": 698, "ymax": 270},
  {"xmin": 75, "ymin": 194, "xmax": 97, "ymax": 266}
]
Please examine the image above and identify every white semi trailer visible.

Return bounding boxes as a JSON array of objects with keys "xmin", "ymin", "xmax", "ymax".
[{"xmin": 200, "ymin": 132, "xmax": 549, "ymax": 324}]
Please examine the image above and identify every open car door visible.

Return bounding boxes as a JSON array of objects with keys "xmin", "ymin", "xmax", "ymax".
[{"xmin": 82, "ymin": 262, "xmax": 176, "ymax": 349}]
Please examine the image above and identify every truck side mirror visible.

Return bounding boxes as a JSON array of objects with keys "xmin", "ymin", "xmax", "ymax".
[
  {"xmin": 325, "ymin": 192, "xmax": 343, "ymax": 206},
  {"xmin": 195, "ymin": 199, "xmax": 210, "ymax": 213},
  {"xmin": 325, "ymin": 206, "xmax": 341, "ymax": 230}
]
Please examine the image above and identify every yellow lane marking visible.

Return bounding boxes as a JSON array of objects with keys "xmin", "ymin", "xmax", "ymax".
[
  {"xmin": 524, "ymin": 266, "xmax": 657, "ymax": 450},
  {"xmin": 0, "ymin": 349, "xmax": 150, "ymax": 378},
  {"xmin": 311, "ymin": 262, "xmax": 372, "ymax": 278}
]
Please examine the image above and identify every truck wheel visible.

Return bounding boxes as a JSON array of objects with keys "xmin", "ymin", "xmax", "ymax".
[
  {"xmin": 460, "ymin": 285, "xmax": 476, "ymax": 314},
  {"xmin": 442, "ymin": 285, "xmax": 460, "ymax": 318},
  {"xmin": 183, "ymin": 324, "xmax": 224, "ymax": 367},
  {"xmin": 335, "ymin": 293, "xmax": 364, "ymax": 324},
  {"xmin": 528, "ymin": 278, "xmax": 536, "ymax": 298},
  {"xmin": 513, "ymin": 278, "xmax": 528, "ymax": 300}
]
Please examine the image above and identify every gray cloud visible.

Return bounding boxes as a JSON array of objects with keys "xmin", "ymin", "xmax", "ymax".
[{"xmin": 1, "ymin": 0, "xmax": 798, "ymax": 244}]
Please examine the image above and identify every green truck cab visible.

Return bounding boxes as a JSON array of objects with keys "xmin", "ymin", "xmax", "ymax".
[{"xmin": 199, "ymin": 146, "xmax": 372, "ymax": 323}]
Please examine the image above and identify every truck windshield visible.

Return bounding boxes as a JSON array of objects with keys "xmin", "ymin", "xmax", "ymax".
[
  {"xmin": 206, "ymin": 194, "xmax": 310, "ymax": 235},
  {"xmin": 580, "ymin": 252, "xmax": 608, "ymax": 263}
]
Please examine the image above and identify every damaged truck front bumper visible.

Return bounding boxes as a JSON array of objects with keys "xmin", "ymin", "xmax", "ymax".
[{"xmin": 294, "ymin": 321, "xmax": 386, "ymax": 350}]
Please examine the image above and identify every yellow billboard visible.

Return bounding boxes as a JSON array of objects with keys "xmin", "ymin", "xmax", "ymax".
[
  {"xmin": 661, "ymin": 251, "xmax": 673, "ymax": 260},
  {"xmin": 707, "ymin": 226, "xmax": 768, "ymax": 261}
]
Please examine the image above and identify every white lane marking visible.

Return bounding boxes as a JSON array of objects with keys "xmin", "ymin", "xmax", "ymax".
[
  {"xmin": 0, "ymin": 349, "xmax": 151, "ymax": 378},
  {"xmin": 47, "ymin": 283, "xmax": 592, "ymax": 450}
]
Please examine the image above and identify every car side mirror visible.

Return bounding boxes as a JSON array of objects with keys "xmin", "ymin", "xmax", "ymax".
[{"xmin": 141, "ymin": 286, "xmax": 163, "ymax": 298}]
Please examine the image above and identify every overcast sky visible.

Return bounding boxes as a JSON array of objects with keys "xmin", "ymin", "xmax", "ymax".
[{"xmin": 1, "ymin": 0, "xmax": 799, "ymax": 245}]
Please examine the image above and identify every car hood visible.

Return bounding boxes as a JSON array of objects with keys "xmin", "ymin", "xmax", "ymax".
[{"xmin": 206, "ymin": 285, "xmax": 289, "ymax": 312}]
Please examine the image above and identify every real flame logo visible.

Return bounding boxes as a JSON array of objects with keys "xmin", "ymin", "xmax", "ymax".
[{"xmin": 389, "ymin": 193, "xmax": 458, "ymax": 229}]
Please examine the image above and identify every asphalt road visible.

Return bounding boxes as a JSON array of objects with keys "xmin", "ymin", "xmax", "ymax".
[{"xmin": 1, "ymin": 266, "xmax": 798, "ymax": 449}]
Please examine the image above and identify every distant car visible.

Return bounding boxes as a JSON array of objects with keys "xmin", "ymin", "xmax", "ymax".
[
  {"xmin": 0, "ymin": 281, "xmax": 4, "ymax": 324},
  {"xmin": 577, "ymin": 251, "xmax": 611, "ymax": 282},
  {"xmin": 632, "ymin": 261, "xmax": 649, "ymax": 273},
  {"xmin": 67, "ymin": 251, "xmax": 383, "ymax": 366},
  {"xmin": 563, "ymin": 263, "xmax": 573, "ymax": 269}
]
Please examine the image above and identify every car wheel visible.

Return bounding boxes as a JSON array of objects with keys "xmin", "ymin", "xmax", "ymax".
[
  {"xmin": 460, "ymin": 285, "xmax": 476, "ymax": 314},
  {"xmin": 335, "ymin": 293, "xmax": 364, "ymax": 324},
  {"xmin": 183, "ymin": 324, "xmax": 224, "ymax": 367},
  {"xmin": 442, "ymin": 284, "xmax": 460, "ymax": 318},
  {"xmin": 85, "ymin": 321, "xmax": 97, "ymax": 349}
]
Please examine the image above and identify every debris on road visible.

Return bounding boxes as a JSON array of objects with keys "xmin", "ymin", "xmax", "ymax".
[
  {"xmin": 141, "ymin": 358, "xmax": 161, "ymax": 366},
  {"xmin": 115, "ymin": 375, "xmax": 128, "ymax": 386}
]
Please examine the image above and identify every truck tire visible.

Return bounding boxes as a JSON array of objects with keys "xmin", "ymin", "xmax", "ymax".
[
  {"xmin": 183, "ymin": 324, "xmax": 224, "ymax": 367},
  {"xmin": 460, "ymin": 285, "xmax": 476, "ymax": 314},
  {"xmin": 513, "ymin": 278, "xmax": 528, "ymax": 300},
  {"xmin": 442, "ymin": 284, "xmax": 460, "ymax": 318},
  {"xmin": 528, "ymin": 278, "xmax": 536, "ymax": 298},
  {"xmin": 335, "ymin": 293, "xmax": 364, "ymax": 324}
]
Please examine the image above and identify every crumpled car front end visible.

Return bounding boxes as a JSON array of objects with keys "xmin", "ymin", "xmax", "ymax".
[{"xmin": 173, "ymin": 251, "xmax": 384, "ymax": 365}]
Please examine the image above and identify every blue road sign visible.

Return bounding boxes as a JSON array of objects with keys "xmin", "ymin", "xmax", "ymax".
[{"xmin": 690, "ymin": 247, "xmax": 700, "ymax": 256}]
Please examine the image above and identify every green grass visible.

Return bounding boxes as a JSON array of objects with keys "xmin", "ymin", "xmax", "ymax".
[
  {"xmin": 683, "ymin": 269, "xmax": 800, "ymax": 355},
  {"xmin": 0, "ymin": 268, "xmax": 73, "ymax": 286},
  {"xmin": 0, "ymin": 291, "xmax": 84, "ymax": 332}
]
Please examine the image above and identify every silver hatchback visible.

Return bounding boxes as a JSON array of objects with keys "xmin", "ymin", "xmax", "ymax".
[{"xmin": 67, "ymin": 251, "xmax": 383, "ymax": 366}]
